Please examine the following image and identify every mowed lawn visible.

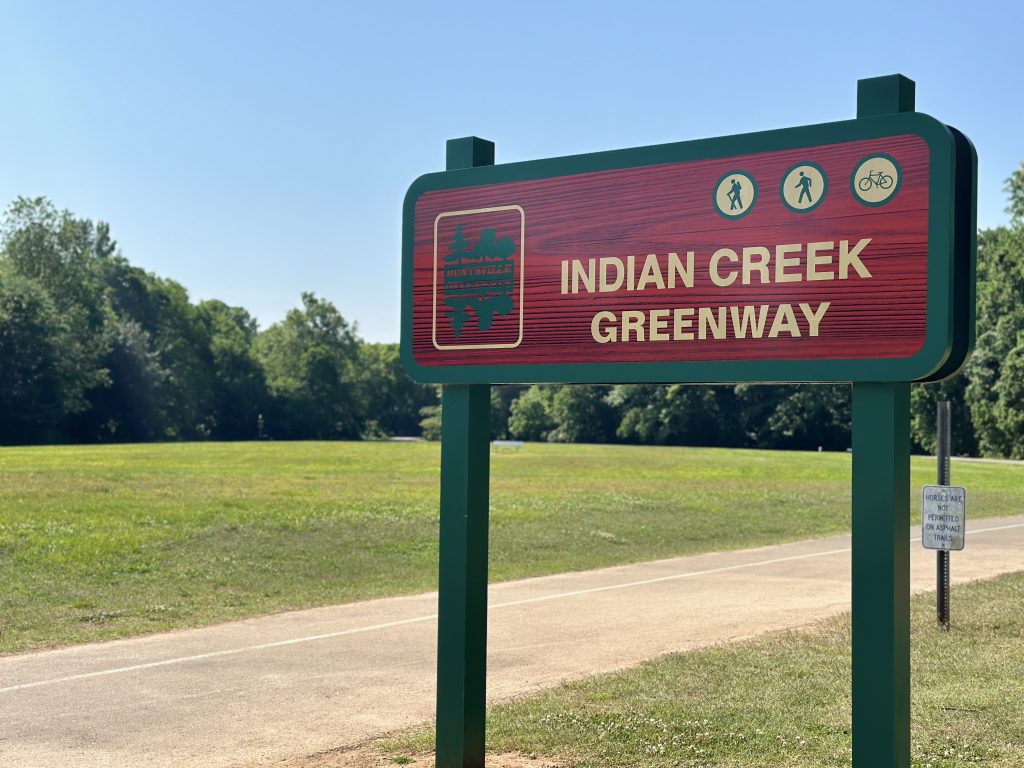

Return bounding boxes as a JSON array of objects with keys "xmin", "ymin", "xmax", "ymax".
[
  {"xmin": 0, "ymin": 441, "xmax": 1021, "ymax": 653},
  {"xmin": 384, "ymin": 571, "xmax": 1024, "ymax": 767}
]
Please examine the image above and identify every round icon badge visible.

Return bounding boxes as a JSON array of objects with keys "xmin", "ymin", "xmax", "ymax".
[
  {"xmin": 851, "ymin": 153, "xmax": 902, "ymax": 206},
  {"xmin": 713, "ymin": 170, "xmax": 758, "ymax": 220},
  {"xmin": 780, "ymin": 162, "xmax": 827, "ymax": 213}
]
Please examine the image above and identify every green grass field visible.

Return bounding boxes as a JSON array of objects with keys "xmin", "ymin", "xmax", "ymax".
[
  {"xmin": 383, "ymin": 571, "xmax": 1024, "ymax": 767},
  {"xmin": 1, "ymin": 441, "xmax": 1021, "ymax": 653}
]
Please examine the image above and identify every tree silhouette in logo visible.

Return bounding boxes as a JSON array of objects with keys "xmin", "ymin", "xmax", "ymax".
[{"xmin": 442, "ymin": 224, "xmax": 516, "ymax": 337}]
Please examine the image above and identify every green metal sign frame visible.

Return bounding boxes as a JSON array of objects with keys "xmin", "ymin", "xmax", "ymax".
[
  {"xmin": 402, "ymin": 108, "xmax": 961, "ymax": 386},
  {"xmin": 420, "ymin": 75, "xmax": 976, "ymax": 768},
  {"xmin": 919, "ymin": 126, "xmax": 977, "ymax": 382}
]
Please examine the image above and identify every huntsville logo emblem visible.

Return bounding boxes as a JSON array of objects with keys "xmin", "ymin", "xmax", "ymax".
[
  {"xmin": 432, "ymin": 205, "xmax": 525, "ymax": 350},
  {"xmin": 443, "ymin": 224, "xmax": 515, "ymax": 335}
]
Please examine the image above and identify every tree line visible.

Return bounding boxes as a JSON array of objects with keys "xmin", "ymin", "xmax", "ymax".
[
  {"xmin": 0, "ymin": 197, "xmax": 435, "ymax": 444},
  {"xmin": 2, "ymin": 168, "xmax": 1023, "ymax": 456}
]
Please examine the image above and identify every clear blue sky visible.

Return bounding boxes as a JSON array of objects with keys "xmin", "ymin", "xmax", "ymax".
[{"xmin": 2, "ymin": 1, "xmax": 1021, "ymax": 342}]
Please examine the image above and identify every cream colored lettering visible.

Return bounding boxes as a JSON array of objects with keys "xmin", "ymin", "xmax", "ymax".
[
  {"xmin": 698, "ymin": 306, "xmax": 727, "ymax": 340},
  {"xmin": 572, "ymin": 259, "xmax": 595, "ymax": 294},
  {"xmin": 591, "ymin": 311, "xmax": 617, "ymax": 343},
  {"xmin": 649, "ymin": 308, "xmax": 670, "ymax": 341},
  {"xmin": 637, "ymin": 254, "xmax": 666, "ymax": 291},
  {"xmin": 774, "ymin": 244, "xmax": 802, "ymax": 283},
  {"xmin": 840, "ymin": 238, "xmax": 872, "ymax": 279},
  {"xmin": 673, "ymin": 308, "xmax": 694, "ymax": 340},
  {"xmin": 621, "ymin": 310, "xmax": 646, "ymax": 342},
  {"xmin": 710, "ymin": 248, "xmax": 739, "ymax": 287},
  {"xmin": 599, "ymin": 257, "xmax": 624, "ymax": 293},
  {"xmin": 799, "ymin": 302, "xmax": 830, "ymax": 336},
  {"xmin": 806, "ymin": 241, "xmax": 835, "ymax": 281},
  {"xmin": 668, "ymin": 251, "xmax": 695, "ymax": 289},
  {"xmin": 730, "ymin": 304, "xmax": 769, "ymax": 338},
  {"xmin": 742, "ymin": 247, "xmax": 771, "ymax": 285},
  {"xmin": 768, "ymin": 303, "xmax": 801, "ymax": 338}
]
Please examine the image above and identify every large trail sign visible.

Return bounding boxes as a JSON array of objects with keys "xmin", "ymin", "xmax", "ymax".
[
  {"xmin": 406, "ymin": 75, "xmax": 977, "ymax": 768},
  {"xmin": 402, "ymin": 111, "xmax": 971, "ymax": 385}
]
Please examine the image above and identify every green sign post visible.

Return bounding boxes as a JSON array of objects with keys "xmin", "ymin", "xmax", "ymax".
[
  {"xmin": 407, "ymin": 75, "xmax": 976, "ymax": 768},
  {"xmin": 849, "ymin": 75, "xmax": 914, "ymax": 768},
  {"xmin": 435, "ymin": 137, "xmax": 494, "ymax": 768}
]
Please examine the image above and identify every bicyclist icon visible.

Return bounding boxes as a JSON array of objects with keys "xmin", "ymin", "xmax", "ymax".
[
  {"xmin": 859, "ymin": 169, "xmax": 894, "ymax": 192},
  {"xmin": 852, "ymin": 154, "xmax": 901, "ymax": 206}
]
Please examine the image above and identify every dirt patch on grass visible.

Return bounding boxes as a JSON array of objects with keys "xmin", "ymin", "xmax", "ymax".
[{"xmin": 232, "ymin": 746, "xmax": 565, "ymax": 768}]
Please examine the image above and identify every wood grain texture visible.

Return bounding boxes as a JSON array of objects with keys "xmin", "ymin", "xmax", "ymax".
[{"xmin": 411, "ymin": 135, "xmax": 930, "ymax": 369}]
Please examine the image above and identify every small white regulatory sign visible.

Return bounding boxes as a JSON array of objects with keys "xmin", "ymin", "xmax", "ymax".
[{"xmin": 921, "ymin": 485, "xmax": 967, "ymax": 551}]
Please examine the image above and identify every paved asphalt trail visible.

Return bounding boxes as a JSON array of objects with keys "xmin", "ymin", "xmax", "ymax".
[{"xmin": 2, "ymin": 516, "xmax": 1022, "ymax": 767}]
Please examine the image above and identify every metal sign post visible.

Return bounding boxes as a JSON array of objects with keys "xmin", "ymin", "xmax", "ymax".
[
  {"xmin": 937, "ymin": 400, "xmax": 952, "ymax": 629},
  {"xmin": 922, "ymin": 400, "xmax": 967, "ymax": 631},
  {"xmin": 850, "ymin": 75, "xmax": 913, "ymax": 768},
  {"xmin": 435, "ymin": 138, "xmax": 494, "ymax": 768}
]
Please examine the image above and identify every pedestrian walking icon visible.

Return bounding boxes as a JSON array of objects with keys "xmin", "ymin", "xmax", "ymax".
[
  {"xmin": 796, "ymin": 173, "xmax": 813, "ymax": 203},
  {"xmin": 713, "ymin": 170, "xmax": 758, "ymax": 220},
  {"xmin": 780, "ymin": 162, "xmax": 827, "ymax": 213},
  {"xmin": 852, "ymin": 153, "xmax": 902, "ymax": 206}
]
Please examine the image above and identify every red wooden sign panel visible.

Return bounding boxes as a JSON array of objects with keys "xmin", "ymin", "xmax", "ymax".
[{"xmin": 402, "ymin": 116, "xmax": 956, "ymax": 383}]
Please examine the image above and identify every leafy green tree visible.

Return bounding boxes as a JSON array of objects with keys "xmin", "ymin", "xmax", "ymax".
[
  {"xmin": 992, "ymin": 347, "xmax": 1024, "ymax": 458},
  {"xmin": 490, "ymin": 385, "xmax": 524, "ymax": 440},
  {"xmin": 730, "ymin": 384, "xmax": 784, "ymax": 448},
  {"xmin": 1006, "ymin": 163, "xmax": 1024, "ymax": 226},
  {"xmin": 608, "ymin": 384, "xmax": 666, "ymax": 444},
  {"xmin": 63, "ymin": 249, "xmax": 219, "ymax": 441},
  {"xmin": 964, "ymin": 168, "xmax": 1024, "ymax": 456},
  {"xmin": 965, "ymin": 335, "xmax": 1004, "ymax": 456},
  {"xmin": 760, "ymin": 384, "xmax": 850, "ymax": 451},
  {"xmin": 0, "ymin": 272, "xmax": 69, "ymax": 443},
  {"xmin": 730, "ymin": 384, "xmax": 852, "ymax": 451},
  {"xmin": 357, "ymin": 343, "xmax": 437, "ymax": 437},
  {"xmin": 610, "ymin": 384, "xmax": 738, "ymax": 446},
  {"xmin": 0, "ymin": 199, "xmax": 219, "ymax": 442},
  {"xmin": 507, "ymin": 385, "xmax": 557, "ymax": 441},
  {"xmin": 660, "ymin": 385, "xmax": 737, "ymax": 446},
  {"xmin": 1, "ymin": 197, "xmax": 106, "ymax": 323},
  {"xmin": 197, "ymin": 300, "xmax": 267, "ymax": 439},
  {"xmin": 133, "ymin": 277, "xmax": 215, "ymax": 438},
  {"xmin": 418, "ymin": 393, "xmax": 443, "ymax": 441},
  {"xmin": 910, "ymin": 377, "xmax": 975, "ymax": 456},
  {"xmin": 1, "ymin": 197, "xmax": 110, "ymax": 426},
  {"xmin": 548, "ymin": 385, "xmax": 614, "ymax": 443},
  {"xmin": 256, "ymin": 293, "xmax": 362, "ymax": 439},
  {"xmin": 78, "ymin": 318, "xmax": 169, "ymax": 441}
]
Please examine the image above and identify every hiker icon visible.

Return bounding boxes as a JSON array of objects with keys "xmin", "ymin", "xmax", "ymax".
[
  {"xmin": 713, "ymin": 170, "xmax": 758, "ymax": 219},
  {"xmin": 729, "ymin": 178, "xmax": 745, "ymax": 210},
  {"xmin": 780, "ymin": 162, "xmax": 827, "ymax": 213}
]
